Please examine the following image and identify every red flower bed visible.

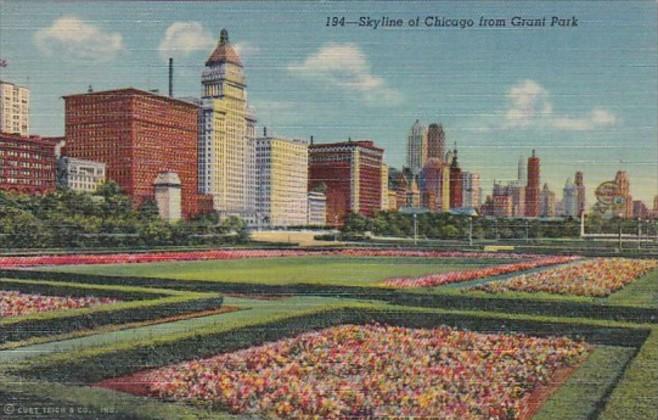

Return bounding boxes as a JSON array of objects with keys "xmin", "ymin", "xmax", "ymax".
[
  {"xmin": 0, "ymin": 249, "xmax": 528, "ymax": 269},
  {"xmin": 98, "ymin": 324, "xmax": 590, "ymax": 418},
  {"xmin": 382, "ymin": 256, "xmax": 580, "ymax": 288},
  {"xmin": 0, "ymin": 290, "xmax": 118, "ymax": 317}
]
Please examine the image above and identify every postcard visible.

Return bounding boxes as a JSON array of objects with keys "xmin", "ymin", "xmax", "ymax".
[{"xmin": 0, "ymin": 1, "xmax": 656, "ymax": 418}]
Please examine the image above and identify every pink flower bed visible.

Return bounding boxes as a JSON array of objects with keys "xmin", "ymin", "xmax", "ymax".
[
  {"xmin": 476, "ymin": 258, "xmax": 658, "ymax": 297},
  {"xmin": 0, "ymin": 290, "xmax": 118, "ymax": 317},
  {"xmin": 382, "ymin": 256, "xmax": 580, "ymax": 288},
  {"xmin": 0, "ymin": 249, "xmax": 528, "ymax": 269},
  {"xmin": 99, "ymin": 324, "xmax": 590, "ymax": 418}
]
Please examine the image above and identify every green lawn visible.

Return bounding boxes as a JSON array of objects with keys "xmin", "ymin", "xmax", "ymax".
[{"xmin": 44, "ymin": 256, "xmax": 494, "ymax": 287}]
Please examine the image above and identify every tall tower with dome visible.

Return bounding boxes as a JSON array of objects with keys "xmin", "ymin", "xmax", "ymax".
[{"xmin": 198, "ymin": 29, "xmax": 257, "ymax": 220}]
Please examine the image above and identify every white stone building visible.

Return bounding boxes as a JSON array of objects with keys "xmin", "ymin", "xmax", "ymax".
[{"xmin": 57, "ymin": 156, "xmax": 106, "ymax": 192}]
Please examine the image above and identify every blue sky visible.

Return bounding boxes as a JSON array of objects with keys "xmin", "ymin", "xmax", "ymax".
[{"xmin": 0, "ymin": 1, "xmax": 656, "ymax": 205}]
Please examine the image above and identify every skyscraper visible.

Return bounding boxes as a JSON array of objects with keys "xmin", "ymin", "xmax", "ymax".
[
  {"xmin": 562, "ymin": 178, "xmax": 578, "ymax": 217},
  {"xmin": 199, "ymin": 29, "xmax": 257, "ymax": 220},
  {"xmin": 426, "ymin": 123, "xmax": 446, "ymax": 162},
  {"xmin": 574, "ymin": 171, "xmax": 586, "ymax": 216},
  {"xmin": 406, "ymin": 120, "xmax": 427, "ymax": 175},
  {"xmin": 525, "ymin": 150, "xmax": 540, "ymax": 217},
  {"xmin": 0, "ymin": 80, "xmax": 29, "ymax": 136}
]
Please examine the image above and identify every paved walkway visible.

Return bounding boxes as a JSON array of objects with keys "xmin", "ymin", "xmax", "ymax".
[{"xmin": 0, "ymin": 296, "xmax": 349, "ymax": 363}]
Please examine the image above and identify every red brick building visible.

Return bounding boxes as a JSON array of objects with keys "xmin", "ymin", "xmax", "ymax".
[
  {"xmin": 0, "ymin": 133, "xmax": 57, "ymax": 195},
  {"xmin": 308, "ymin": 140, "xmax": 384, "ymax": 226},
  {"xmin": 525, "ymin": 150, "xmax": 540, "ymax": 217},
  {"xmin": 63, "ymin": 88, "xmax": 211, "ymax": 218},
  {"xmin": 449, "ymin": 151, "xmax": 463, "ymax": 209}
]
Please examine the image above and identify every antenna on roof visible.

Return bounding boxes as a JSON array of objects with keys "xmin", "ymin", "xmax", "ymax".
[
  {"xmin": 263, "ymin": 126, "xmax": 267, "ymax": 137},
  {"xmin": 168, "ymin": 57, "xmax": 173, "ymax": 97}
]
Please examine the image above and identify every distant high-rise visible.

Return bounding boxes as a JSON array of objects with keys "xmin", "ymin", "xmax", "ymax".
[
  {"xmin": 461, "ymin": 172, "xmax": 481, "ymax": 209},
  {"xmin": 0, "ymin": 80, "xmax": 29, "ymax": 136},
  {"xmin": 427, "ymin": 123, "xmax": 446, "ymax": 162},
  {"xmin": 517, "ymin": 154, "xmax": 527, "ymax": 185},
  {"xmin": 199, "ymin": 29, "xmax": 257, "ymax": 220},
  {"xmin": 406, "ymin": 120, "xmax": 427, "ymax": 175},
  {"xmin": 421, "ymin": 158, "xmax": 449, "ymax": 212},
  {"xmin": 562, "ymin": 178, "xmax": 578, "ymax": 217},
  {"xmin": 449, "ymin": 148, "xmax": 463, "ymax": 209},
  {"xmin": 540, "ymin": 183, "xmax": 556, "ymax": 217},
  {"xmin": 574, "ymin": 171, "xmax": 586, "ymax": 216},
  {"xmin": 525, "ymin": 150, "xmax": 540, "ymax": 217},
  {"xmin": 509, "ymin": 184, "xmax": 526, "ymax": 217},
  {"xmin": 614, "ymin": 170, "xmax": 633, "ymax": 218}
]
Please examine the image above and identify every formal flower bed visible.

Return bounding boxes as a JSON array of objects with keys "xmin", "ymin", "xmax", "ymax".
[
  {"xmin": 0, "ymin": 249, "xmax": 528, "ymax": 269},
  {"xmin": 474, "ymin": 258, "xmax": 658, "ymax": 297},
  {"xmin": 99, "ymin": 324, "xmax": 590, "ymax": 418},
  {"xmin": 382, "ymin": 255, "xmax": 580, "ymax": 288},
  {"xmin": 0, "ymin": 290, "xmax": 118, "ymax": 317}
]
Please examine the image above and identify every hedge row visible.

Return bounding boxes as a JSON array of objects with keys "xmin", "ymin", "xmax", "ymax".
[
  {"xmin": 3, "ymin": 268, "xmax": 655, "ymax": 324},
  {"xmin": 0, "ymin": 279, "xmax": 168, "ymax": 301},
  {"xmin": 13, "ymin": 306, "xmax": 649, "ymax": 385},
  {"xmin": 0, "ymin": 279, "xmax": 223, "ymax": 344}
]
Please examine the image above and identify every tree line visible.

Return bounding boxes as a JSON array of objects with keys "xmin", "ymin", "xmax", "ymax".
[
  {"xmin": 0, "ymin": 182, "xmax": 249, "ymax": 249},
  {"xmin": 339, "ymin": 211, "xmax": 653, "ymax": 241}
]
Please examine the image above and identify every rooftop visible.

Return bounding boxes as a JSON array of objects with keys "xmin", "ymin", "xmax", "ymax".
[{"xmin": 206, "ymin": 29, "xmax": 243, "ymax": 67}]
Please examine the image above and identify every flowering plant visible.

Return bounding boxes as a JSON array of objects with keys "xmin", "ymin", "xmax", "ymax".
[
  {"xmin": 383, "ymin": 256, "xmax": 579, "ymax": 288},
  {"xmin": 0, "ymin": 290, "xmax": 118, "ymax": 317},
  {"xmin": 101, "ymin": 324, "xmax": 590, "ymax": 419},
  {"xmin": 0, "ymin": 249, "xmax": 528, "ymax": 269},
  {"xmin": 475, "ymin": 258, "xmax": 657, "ymax": 297}
]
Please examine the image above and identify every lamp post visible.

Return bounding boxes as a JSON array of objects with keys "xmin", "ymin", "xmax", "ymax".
[
  {"xmin": 617, "ymin": 213, "xmax": 623, "ymax": 251},
  {"xmin": 413, "ymin": 213, "xmax": 418, "ymax": 246},
  {"xmin": 638, "ymin": 217, "xmax": 642, "ymax": 250},
  {"xmin": 468, "ymin": 216, "xmax": 473, "ymax": 247}
]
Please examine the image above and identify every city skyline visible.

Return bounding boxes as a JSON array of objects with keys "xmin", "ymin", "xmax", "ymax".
[{"xmin": 0, "ymin": 1, "xmax": 656, "ymax": 204}]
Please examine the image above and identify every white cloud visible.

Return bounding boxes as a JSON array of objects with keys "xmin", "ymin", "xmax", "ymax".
[
  {"xmin": 504, "ymin": 79, "xmax": 552, "ymax": 128},
  {"xmin": 552, "ymin": 107, "xmax": 618, "ymax": 131},
  {"xmin": 500, "ymin": 79, "xmax": 617, "ymax": 131},
  {"xmin": 288, "ymin": 42, "xmax": 402, "ymax": 106},
  {"xmin": 158, "ymin": 22, "xmax": 214, "ymax": 60},
  {"xmin": 34, "ymin": 16, "xmax": 123, "ymax": 62}
]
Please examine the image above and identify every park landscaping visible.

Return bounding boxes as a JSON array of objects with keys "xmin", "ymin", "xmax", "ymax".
[{"xmin": 0, "ymin": 247, "xmax": 656, "ymax": 419}]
